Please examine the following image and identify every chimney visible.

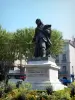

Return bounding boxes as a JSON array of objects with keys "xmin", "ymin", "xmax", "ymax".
[{"xmin": 73, "ymin": 38, "xmax": 75, "ymax": 47}]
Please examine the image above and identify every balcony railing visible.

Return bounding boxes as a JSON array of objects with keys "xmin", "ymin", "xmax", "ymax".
[
  {"xmin": 58, "ymin": 71, "xmax": 68, "ymax": 75},
  {"xmin": 62, "ymin": 59, "xmax": 67, "ymax": 63}
]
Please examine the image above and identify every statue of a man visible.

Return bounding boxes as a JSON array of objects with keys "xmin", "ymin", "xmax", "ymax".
[{"xmin": 32, "ymin": 19, "xmax": 52, "ymax": 58}]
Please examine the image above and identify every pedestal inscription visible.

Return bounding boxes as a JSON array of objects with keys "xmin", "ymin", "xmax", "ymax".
[
  {"xmin": 25, "ymin": 57, "xmax": 66, "ymax": 91},
  {"xmin": 27, "ymin": 68, "xmax": 49, "ymax": 77}
]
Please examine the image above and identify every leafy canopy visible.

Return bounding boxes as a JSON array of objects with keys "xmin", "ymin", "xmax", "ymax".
[{"xmin": 0, "ymin": 26, "xmax": 64, "ymax": 61}]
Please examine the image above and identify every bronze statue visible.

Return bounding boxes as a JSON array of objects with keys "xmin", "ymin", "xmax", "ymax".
[{"xmin": 32, "ymin": 19, "xmax": 52, "ymax": 57}]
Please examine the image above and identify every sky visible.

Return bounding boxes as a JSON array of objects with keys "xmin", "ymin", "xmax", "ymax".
[{"xmin": 0, "ymin": 0, "xmax": 75, "ymax": 39}]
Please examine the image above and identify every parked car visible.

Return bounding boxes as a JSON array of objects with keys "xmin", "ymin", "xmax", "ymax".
[
  {"xmin": 59, "ymin": 77, "xmax": 71, "ymax": 86},
  {"xmin": 6, "ymin": 68, "xmax": 26, "ymax": 84},
  {"xmin": 7, "ymin": 73, "xmax": 26, "ymax": 84}
]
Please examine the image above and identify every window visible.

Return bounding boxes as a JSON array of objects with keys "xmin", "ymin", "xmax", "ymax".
[
  {"xmin": 56, "ymin": 55, "xmax": 59, "ymax": 63},
  {"xmin": 62, "ymin": 66, "xmax": 66, "ymax": 72},
  {"xmin": 62, "ymin": 54, "xmax": 66, "ymax": 62},
  {"xmin": 63, "ymin": 54, "xmax": 66, "ymax": 60}
]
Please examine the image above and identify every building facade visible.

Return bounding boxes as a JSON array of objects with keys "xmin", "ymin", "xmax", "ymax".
[{"xmin": 56, "ymin": 39, "xmax": 75, "ymax": 81}]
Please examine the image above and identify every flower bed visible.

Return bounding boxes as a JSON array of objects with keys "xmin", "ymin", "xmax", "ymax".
[{"xmin": 0, "ymin": 82, "xmax": 75, "ymax": 100}]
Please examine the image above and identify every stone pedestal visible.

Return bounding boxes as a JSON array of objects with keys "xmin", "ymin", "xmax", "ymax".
[{"xmin": 25, "ymin": 57, "xmax": 66, "ymax": 91}]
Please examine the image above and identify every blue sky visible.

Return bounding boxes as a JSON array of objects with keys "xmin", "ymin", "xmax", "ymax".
[{"xmin": 0, "ymin": 0, "xmax": 75, "ymax": 39}]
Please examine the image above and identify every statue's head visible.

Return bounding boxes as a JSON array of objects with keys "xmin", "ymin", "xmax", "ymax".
[{"xmin": 35, "ymin": 19, "xmax": 43, "ymax": 26}]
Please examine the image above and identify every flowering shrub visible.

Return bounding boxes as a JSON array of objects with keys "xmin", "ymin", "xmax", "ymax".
[{"xmin": 0, "ymin": 82, "xmax": 75, "ymax": 100}]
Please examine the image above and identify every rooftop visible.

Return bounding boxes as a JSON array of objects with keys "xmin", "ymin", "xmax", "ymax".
[{"xmin": 64, "ymin": 38, "xmax": 75, "ymax": 48}]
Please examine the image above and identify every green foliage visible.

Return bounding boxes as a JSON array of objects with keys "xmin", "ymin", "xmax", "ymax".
[
  {"xmin": 52, "ymin": 89, "xmax": 71, "ymax": 100},
  {"xmin": 0, "ymin": 26, "xmax": 15, "ymax": 61},
  {"xmin": 13, "ymin": 28, "xmax": 35, "ymax": 60},
  {"xmin": 0, "ymin": 26, "xmax": 15, "ymax": 79},
  {"xmin": 0, "ymin": 26, "xmax": 64, "ymax": 62},
  {"xmin": 0, "ymin": 26, "xmax": 64, "ymax": 59},
  {"xmin": 0, "ymin": 83, "xmax": 75, "ymax": 100},
  {"xmin": 50, "ymin": 29, "xmax": 64, "ymax": 56},
  {"xmin": 27, "ymin": 94, "xmax": 36, "ymax": 100}
]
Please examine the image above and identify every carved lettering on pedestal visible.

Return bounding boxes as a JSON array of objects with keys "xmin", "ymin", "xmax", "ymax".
[{"xmin": 27, "ymin": 68, "xmax": 49, "ymax": 77}]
